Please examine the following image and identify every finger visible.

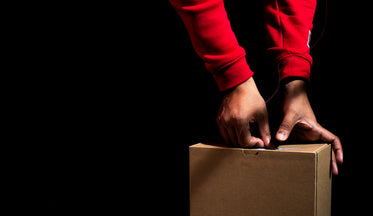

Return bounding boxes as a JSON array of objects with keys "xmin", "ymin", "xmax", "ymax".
[
  {"xmin": 235, "ymin": 122, "xmax": 264, "ymax": 148},
  {"xmin": 276, "ymin": 112, "xmax": 298, "ymax": 141},
  {"xmin": 257, "ymin": 112, "xmax": 271, "ymax": 147},
  {"xmin": 249, "ymin": 136, "xmax": 265, "ymax": 148},
  {"xmin": 227, "ymin": 126, "xmax": 239, "ymax": 147},
  {"xmin": 315, "ymin": 125, "xmax": 344, "ymax": 164},
  {"xmin": 331, "ymin": 151, "xmax": 339, "ymax": 176},
  {"xmin": 235, "ymin": 122, "xmax": 251, "ymax": 148},
  {"xmin": 331, "ymin": 137, "xmax": 343, "ymax": 164},
  {"xmin": 218, "ymin": 124, "xmax": 231, "ymax": 146}
]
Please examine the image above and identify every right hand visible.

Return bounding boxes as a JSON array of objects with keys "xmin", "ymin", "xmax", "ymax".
[
  {"xmin": 216, "ymin": 78, "xmax": 271, "ymax": 148},
  {"xmin": 275, "ymin": 79, "xmax": 343, "ymax": 175}
]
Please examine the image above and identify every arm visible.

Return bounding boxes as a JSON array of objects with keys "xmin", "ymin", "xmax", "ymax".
[
  {"xmin": 276, "ymin": 80, "xmax": 343, "ymax": 175},
  {"xmin": 170, "ymin": 0, "xmax": 271, "ymax": 147},
  {"xmin": 169, "ymin": 0, "xmax": 253, "ymax": 91},
  {"xmin": 264, "ymin": 0, "xmax": 316, "ymax": 80},
  {"xmin": 264, "ymin": 0, "xmax": 343, "ymax": 175}
]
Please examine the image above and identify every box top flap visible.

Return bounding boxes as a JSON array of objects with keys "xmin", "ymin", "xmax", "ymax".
[{"xmin": 191, "ymin": 143, "xmax": 329, "ymax": 154}]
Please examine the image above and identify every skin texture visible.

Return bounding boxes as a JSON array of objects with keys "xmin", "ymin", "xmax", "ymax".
[
  {"xmin": 216, "ymin": 78, "xmax": 271, "ymax": 148},
  {"xmin": 276, "ymin": 79, "xmax": 343, "ymax": 175},
  {"xmin": 217, "ymin": 78, "xmax": 343, "ymax": 175}
]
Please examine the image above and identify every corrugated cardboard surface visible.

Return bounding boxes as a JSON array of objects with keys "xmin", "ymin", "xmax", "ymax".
[
  {"xmin": 316, "ymin": 144, "xmax": 332, "ymax": 216},
  {"xmin": 189, "ymin": 143, "xmax": 331, "ymax": 216}
]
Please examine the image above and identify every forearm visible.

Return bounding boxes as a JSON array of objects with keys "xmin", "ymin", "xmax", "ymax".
[
  {"xmin": 169, "ymin": 0, "xmax": 253, "ymax": 91},
  {"xmin": 264, "ymin": 0, "xmax": 317, "ymax": 80}
]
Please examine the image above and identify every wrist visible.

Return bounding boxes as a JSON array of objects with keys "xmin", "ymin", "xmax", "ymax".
[
  {"xmin": 223, "ymin": 77, "xmax": 256, "ymax": 94},
  {"xmin": 281, "ymin": 79, "xmax": 307, "ymax": 97}
]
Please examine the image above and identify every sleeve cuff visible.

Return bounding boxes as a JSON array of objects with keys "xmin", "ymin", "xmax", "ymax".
[
  {"xmin": 210, "ymin": 57, "xmax": 254, "ymax": 91},
  {"xmin": 267, "ymin": 48, "xmax": 312, "ymax": 81},
  {"xmin": 278, "ymin": 56, "xmax": 311, "ymax": 81}
]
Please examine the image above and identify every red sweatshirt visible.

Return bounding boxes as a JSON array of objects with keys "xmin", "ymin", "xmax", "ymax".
[{"xmin": 170, "ymin": 0, "xmax": 316, "ymax": 91}]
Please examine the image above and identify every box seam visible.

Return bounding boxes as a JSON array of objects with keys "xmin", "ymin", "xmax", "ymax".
[{"xmin": 315, "ymin": 151, "xmax": 318, "ymax": 216}]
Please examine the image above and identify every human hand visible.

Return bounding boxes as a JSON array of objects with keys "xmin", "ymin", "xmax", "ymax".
[
  {"xmin": 217, "ymin": 78, "xmax": 271, "ymax": 148},
  {"xmin": 276, "ymin": 79, "xmax": 344, "ymax": 175}
]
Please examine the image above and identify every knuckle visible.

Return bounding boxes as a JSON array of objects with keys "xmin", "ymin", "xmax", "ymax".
[
  {"xmin": 331, "ymin": 136, "xmax": 341, "ymax": 146},
  {"xmin": 217, "ymin": 112, "xmax": 240, "ymax": 127},
  {"xmin": 228, "ymin": 110, "xmax": 245, "ymax": 124},
  {"xmin": 279, "ymin": 122, "xmax": 293, "ymax": 131},
  {"xmin": 240, "ymin": 140, "xmax": 255, "ymax": 148}
]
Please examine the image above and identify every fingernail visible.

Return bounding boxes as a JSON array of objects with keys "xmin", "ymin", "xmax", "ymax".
[
  {"xmin": 266, "ymin": 137, "xmax": 271, "ymax": 146},
  {"xmin": 278, "ymin": 131, "xmax": 287, "ymax": 141}
]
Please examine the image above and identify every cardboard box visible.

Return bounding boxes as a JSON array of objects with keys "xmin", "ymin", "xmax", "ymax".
[{"xmin": 189, "ymin": 143, "xmax": 332, "ymax": 216}]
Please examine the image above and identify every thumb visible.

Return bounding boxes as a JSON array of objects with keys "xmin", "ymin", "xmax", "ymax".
[{"xmin": 276, "ymin": 113, "xmax": 297, "ymax": 141}]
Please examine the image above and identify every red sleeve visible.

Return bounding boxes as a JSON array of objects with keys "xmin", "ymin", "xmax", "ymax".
[
  {"xmin": 169, "ymin": 0, "xmax": 253, "ymax": 91},
  {"xmin": 264, "ymin": 0, "xmax": 317, "ymax": 81}
]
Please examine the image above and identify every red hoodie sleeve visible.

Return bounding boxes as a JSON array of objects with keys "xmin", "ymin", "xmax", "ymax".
[
  {"xmin": 264, "ymin": 0, "xmax": 317, "ymax": 81},
  {"xmin": 169, "ymin": 0, "xmax": 253, "ymax": 91}
]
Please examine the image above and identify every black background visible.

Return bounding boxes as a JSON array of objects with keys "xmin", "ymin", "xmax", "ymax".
[{"xmin": 9, "ymin": 0, "xmax": 372, "ymax": 215}]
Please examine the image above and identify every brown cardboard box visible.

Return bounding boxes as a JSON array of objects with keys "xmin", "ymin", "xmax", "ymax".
[{"xmin": 189, "ymin": 143, "xmax": 332, "ymax": 216}]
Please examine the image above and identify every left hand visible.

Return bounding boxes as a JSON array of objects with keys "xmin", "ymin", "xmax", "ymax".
[{"xmin": 276, "ymin": 79, "xmax": 343, "ymax": 176}]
